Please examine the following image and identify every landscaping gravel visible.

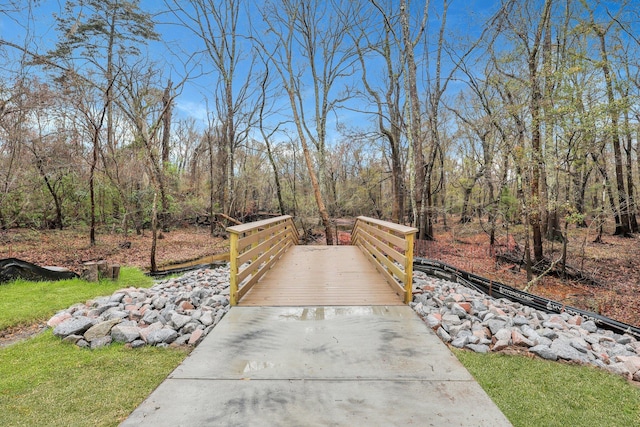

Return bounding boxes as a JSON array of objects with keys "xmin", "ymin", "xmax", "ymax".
[
  {"xmin": 47, "ymin": 264, "xmax": 640, "ymax": 383},
  {"xmin": 47, "ymin": 266, "xmax": 231, "ymax": 349},
  {"xmin": 411, "ymin": 270, "xmax": 640, "ymax": 382}
]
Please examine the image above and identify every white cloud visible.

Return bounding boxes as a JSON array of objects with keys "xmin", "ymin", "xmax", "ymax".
[{"xmin": 176, "ymin": 100, "xmax": 210, "ymax": 126}]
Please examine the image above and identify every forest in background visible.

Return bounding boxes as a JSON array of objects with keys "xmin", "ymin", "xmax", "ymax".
[{"xmin": 1, "ymin": 0, "xmax": 640, "ymax": 277}]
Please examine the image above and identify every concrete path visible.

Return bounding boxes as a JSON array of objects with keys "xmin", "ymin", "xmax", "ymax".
[{"xmin": 121, "ymin": 306, "xmax": 511, "ymax": 426}]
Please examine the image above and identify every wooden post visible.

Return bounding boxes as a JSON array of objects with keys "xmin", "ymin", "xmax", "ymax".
[
  {"xmin": 81, "ymin": 262, "xmax": 99, "ymax": 282},
  {"xmin": 97, "ymin": 260, "xmax": 110, "ymax": 279},
  {"xmin": 229, "ymin": 231, "xmax": 239, "ymax": 306},
  {"xmin": 404, "ymin": 232, "xmax": 415, "ymax": 304},
  {"xmin": 111, "ymin": 264, "xmax": 120, "ymax": 281}
]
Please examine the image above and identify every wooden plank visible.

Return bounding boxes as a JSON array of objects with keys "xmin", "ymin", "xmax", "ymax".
[
  {"xmin": 239, "ymin": 246, "xmax": 402, "ymax": 306},
  {"xmin": 355, "ymin": 216, "xmax": 418, "ymax": 235},
  {"xmin": 227, "ymin": 215, "xmax": 293, "ymax": 234},
  {"xmin": 238, "ymin": 226, "xmax": 289, "ymax": 265},
  {"xmin": 229, "ymin": 232, "xmax": 240, "ymax": 306},
  {"xmin": 238, "ymin": 240, "xmax": 291, "ymax": 299},
  {"xmin": 356, "ymin": 226, "xmax": 406, "ymax": 265},
  {"xmin": 359, "ymin": 221, "xmax": 407, "ymax": 250},
  {"xmin": 237, "ymin": 237, "xmax": 289, "ymax": 284},
  {"xmin": 359, "ymin": 237, "xmax": 406, "ymax": 283},
  {"xmin": 357, "ymin": 241, "xmax": 406, "ymax": 298}
]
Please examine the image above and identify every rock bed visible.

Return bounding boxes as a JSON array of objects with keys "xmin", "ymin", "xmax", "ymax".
[
  {"xmin": 410, "ymin": 271, "xmax": 640, "ymax": 383},
  {"xmin": 46, "ymin": 264, "xmax": 640, "ymax": 383},
  {"xmin": 47, "ymin": 267, "xmax": 231, "ymax": 349}
]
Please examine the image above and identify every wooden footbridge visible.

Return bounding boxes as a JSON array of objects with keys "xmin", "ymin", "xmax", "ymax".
[
  {"xmin": 124, "ymin": 215, "xmax": 514, "ymax": 426},
  {"xmin": 227, "ymin": 216, "xmax": 418, "ymax": 307}
]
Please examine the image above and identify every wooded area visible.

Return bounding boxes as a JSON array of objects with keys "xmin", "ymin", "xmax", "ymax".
[{"xmin": 1, "ymin": 0, "xmax": 640, "ymax": 274}]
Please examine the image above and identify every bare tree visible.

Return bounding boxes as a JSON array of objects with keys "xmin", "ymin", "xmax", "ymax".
[
  {"xmin": 353, "ymin": 0, "xmax": 406, "ymax": 223},
  {"xmin": 256, "ymin": 0, "xmax": 361, "ymax": 244},
  {"xmin": 580, "ymin": 0, "xmax": 633, "ymax": 236},
  {"xmin": 166, "ymin": 0, "xmax": 257, "ymax": 217}
]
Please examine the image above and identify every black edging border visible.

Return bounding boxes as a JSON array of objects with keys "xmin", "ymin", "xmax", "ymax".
[{"xmin": 413, "ymin": 257, "xmax": 640, "ymax": 341}]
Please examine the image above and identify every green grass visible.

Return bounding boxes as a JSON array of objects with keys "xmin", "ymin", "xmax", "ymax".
[
  {"xmin": 2, "ymin": 271, "xmax": 639, "ymax": 426},
  {"xmin": 0, "ymin": 331, "xmax": 188, "ymax": 427},
  {"xmin": 454, "ymin": 349, "xmax": 640, "ymax": 427},
  {"xmin": 0, "ymin": 267, "xmax": 152, "ymax": 330}
]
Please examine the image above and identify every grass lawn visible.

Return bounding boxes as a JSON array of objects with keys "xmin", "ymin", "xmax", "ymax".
[
  {"xmin": 0, "ymin": 269, "xmax": 188, "ymax": 426},
  {"xmin": 0, "ymin": 267, "xmax": 152, "ymax": 330},
  {"xmin": 454, "ymin": 349, "xmax": 640, "ymax": 427},
  {"xmin": 2, "ymin": 272, "xmax": 640, "ymax": 426},
  {"xmin": 0, "ymin": 331, "xmax": 188, "ymax": 427}
]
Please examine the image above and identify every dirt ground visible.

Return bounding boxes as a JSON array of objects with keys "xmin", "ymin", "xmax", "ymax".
[
  {"xmin": 0, "ymin": 226, "xmax": 228, "ymax": 271},
  {"xmin": 1, "ymin": 219, "xmax": 638, "ymax": 328},
  {"xmin": 413, "ymin": 219, "xmax": 640, "ymax": 329}
]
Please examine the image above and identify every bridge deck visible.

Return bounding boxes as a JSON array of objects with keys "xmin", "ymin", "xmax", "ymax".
[{"xmin": 239, "ymin": 245, "xmax": 403, "ymax": 306}]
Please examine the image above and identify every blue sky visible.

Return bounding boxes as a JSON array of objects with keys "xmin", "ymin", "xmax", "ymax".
[{"xmin": 0, "ymin": 0, "xmax": 501, "ymax": 144}]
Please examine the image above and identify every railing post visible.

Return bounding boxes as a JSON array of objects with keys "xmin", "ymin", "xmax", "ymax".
[
  {"xmin": 229, "ymin": 230, "xmax": 239, "ymax": 306},
  {"xmin": 404, "ymin": 232, "xmax": 415, "ymax": 304}
]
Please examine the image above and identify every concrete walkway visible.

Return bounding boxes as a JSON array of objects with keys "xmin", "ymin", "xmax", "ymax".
[{"xmin": 121, "ymin": 306, "xmax": 511, "ymax": 426}]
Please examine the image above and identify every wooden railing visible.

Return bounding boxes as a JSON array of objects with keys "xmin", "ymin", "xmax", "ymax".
[
  {"xmin": 351, "ymin": 216, "xmax": 418, "ymax": 304},
  {"xmin": 227, "ymin": 215, "xmax": 299, "ymax": 305}
]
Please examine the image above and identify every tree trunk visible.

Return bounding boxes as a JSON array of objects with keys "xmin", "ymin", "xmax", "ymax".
[
  {"xmin": 623, "ymin": 110, "xmax": 638, "ymax": 232},
  {"xmin": 595, "ymin": 29, "xmax": 631, "ymax": 236},
  {"xmin": 150, "ymin": 192, "xmax": 158, "ymax": 272},
  {"xmin": 90, "ymin": 128, "xmax": 98, "ymax": 246},
  {"xmin": 400, "ymin": 0, "xmax": 426, "ymax": 237}
]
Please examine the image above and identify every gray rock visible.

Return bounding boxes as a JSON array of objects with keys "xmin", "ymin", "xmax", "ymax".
[
  {"xmin": 540, "ymin": 328, "xmax": 558, "ymax": 340},
  {"xmin": 53, "ymin": 316, "xmax": 95, "ymax": 337},
  {"xmin": 466, "ymin": 343, "xmax": 490, "ymax": 353},
  {"xmin": 486, "ymin": 319, "xmax": 507, "ymax": 335},
  {"xmin": 111, "ymin": 325, "xmax": 141, "ymax": 343},
  {"xmin": 606, "ymin": 362, "xmax": 631, "ymax": 377},
  {"xmin": 130, "ymin": 339, "xmax": 146, "ymax": 349},
  {"xmin": 451, "ymin": 335, "xmax": 471, "ymax": 348},
  {"xmin": 551, "ymin": 339, "xmax": 587, "ymax": 362},
  {"xmin": 543, "ymin": 320, "xmax": 565, "ymax": 330},
  {"xmin": 104, "ymin": 310, "xmax": 129, "ymax": 321},
  {"xmin": 494, "ymin": 328, "xmax": 512, "ymax": 342},
  {"xmin": 424, "ymin": 314, "xmax": 441, "ymax": 328},
  {"xmin": 213, "ymin": 309, "xmax": 226, "ymax": 326},
  {"xmin": 519, "ymin": 324, "xmax": 539, "ymax": 339},
  {"xmin": 513, "ymin": 315, "xmax": 529, "ymax": 326},
  {"xmin": 62, "ymin": 334, "xmax": 83, "ymax": 344},
  {"xmin": 142, "ymin": 310, "xmax": 160, "ymax": 325},
  {"xmin": 171, "ymin": 313, "xmax": 192, "ymax": 330},
  {"xmin": 109, "ymin": 293, "xmax": 125, "ymax": 303},
  {"xmin": 529, "ymin": 345, "xmax": 558, "ymax": 361},
  {"xmin": 570, "ymin": 338, "xmax": 590, "ymax": 354},
  {"xmin": 146, "ymin": 328, "xmax": 178, "ymax": 346},
  {"xmin": 450, "ymin": 303, "xmax": 468, "ymax": 318},
  {"xmin": 617, "ymin": 335, "xmax": 634, "ymax": 345},
  {"xmin": 534, "ymin": 336, "xmax": 553, "ymax": 347},
  {"xmin": 414, "ymin": 294, "xmax": 431, "ymax": 306},
  {"xmin": 471, "ymin": 301, "xmax": 488, "ymax": 313},
  {"xmin": 581, "ymin": 320, "xmax": 598, "ymax": 333},
  {"xmin": 436, "ymin": 327, "xmax": 451, "ymax": 343},
  {"xmin": 442, "ymin": 313, "xmax": 462, "ymax": 325},
  {"xmin": 152, "ymin": 297, "xmax": 167, "ymax": 309},
  {"xmin": 181, "ymin": 322, "xmax": 200, "ymax": 334},
  {"xmin": 198, "ymin": 311, "xmax": 213, "ymax": 326},
  {"xmin": 173, "ymin": 334, "xmax": 191, "ymax": 346},
  {"xmin": 90, "ymin": 335, "xmax": 112, "ymax": 349},
  {"xmin": 84, "ymin": 318, "xmax": 122, "ymax": 342}
]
